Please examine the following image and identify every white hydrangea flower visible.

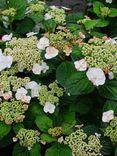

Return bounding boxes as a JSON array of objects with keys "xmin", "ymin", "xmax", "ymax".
[
  {"xmin": 105, "ymin": 0, "xmax": 112, "ymax": 3},
  {"xmin": 25, "ymin": 81, "xmax": 38, "ymax": 90},
  {"xmin": 45, "ymin": 46, "xmax": 59, "ymax": 59},
  {"xmin": 5, "ymin": 56, "xmax": 13, "ymax": 68},
  {"xmin": 2, "ymin": 33, "xmax": 13, "ymax": 42},
  {"xmin": 41, "ymin": 61, "xmax": 49, "ymax": 73},
  {"xmin": 102, "ymin": 110, "xmax": 114, "ymax": 123},
  {"xmin": 31, "ymin": 85, "xmax": 40, "ymax": 98},
  {"xmin": 86, "ymin": 68, "xmax": 106, "ymax": 86},
  {"xmin": 32, "ymin": 63, "xmax": 42, "ymax": 75},
  {"xmin": 20, "ymin": 95, "xmax": 31, "ymax": 103},
  {"xmin": 108, "ymin": 72, "xmax": 114, "ymax": 80},
  {"xmin": 37, "ymin": 37, "xmax": 50, "ymax": 50},
  {"xmin": 0, "ymin": 51, "xmax": 13, "ymax": 71},
  {"xmin": 44, "ymin": 13, "xmax": 52, "ymax": 20},
  {"xmin": 26, "ymin": 32, "xmax": 38, "ymax": 37},
  {"xmin": 74, "ymin": 59, "xmax": 87, "ymax": 71},
  {"xmin": 43, "ymin": 102, "xmax": 56, "ymax": 114},
  {"xmin": 3, "ymin": 91, "xmax": 12, "ymax": 100},
  {"xmin": 15, "ymin": 87, "xmax": 28, "ymax": 100}
]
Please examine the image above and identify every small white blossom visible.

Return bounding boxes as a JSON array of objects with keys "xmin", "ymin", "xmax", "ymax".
[
  {"xmin": 74, "ymin": 59, "xmax": 87, "ymax": 71},
  {"xmin": 2, "ymin": 33, "xmax": 13, "ymax": 42},
  {"xmin": 45, "ymin": 46, "xmax": 59, "ymax": 59},
  {"xmin": 44, "ymin": 13, "xmax": 52, "ymax": 20},
  {"xmin": 37, "ymin": 37, "xmax": 49, "ymax": 50},
  {"xmin": 3, "ymin": 91, "xmax": 12, "ymax": 100},
  {"xmin": 44, "ymin": 102, "xmax": 56, "ymax": 114},
  {"xmin": 32, "ymin": 63, "xmax": 42, "ymax": 75},
  {"xmin": 105, "ymin": 0, "xmax": 112, "ymax": 3},
  {"xmin": 41, "ymin": 61, "xmax": 49, "ymax": 73},
  {"xmin": 86, "ymin": 68, "xmax": 106, "ymax": 86},
  {"xmin": 58, "ymin": 136, "xmax": 64, "ymax": 143},
  {"xmin": 105, "ymin": 38, "xmax": 117, "ymax": 44},
  {"xmin": 0, "ymin": 51, "xmax": 13, "ymax": 71},
  {"xmin": 95, "ymin": 133, "xmax": 101, "ymax": 138},
  {"xmin": 26, "ymin": 32, "xmax": 38, "ymax": 37},
  {"xmin": 31, "ymin": 85, "xmax": 40, "ymax": 98},
  {"xmin": 108, "ymin": 72, "xmax": 114, "ymax": 80},
  {"xmin": 25, "ymin": 81, "xmax": 38, "ymax": 90},
  {"xmin": 102, "ymin": 110, "xmax": 114, "ymax": 123},
  {"xmin": 20, "ymin": 95, "xmax": 31, "ymax": 103},
  {"xmin": 15, "ymin": 87, "xmax": 28, "ymax": 100}
]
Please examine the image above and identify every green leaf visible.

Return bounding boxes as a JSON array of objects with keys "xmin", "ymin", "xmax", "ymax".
[
  {"xmin": 98, "ymin": 81, "xmax": 117, "ymax": 101},
  {"xmin": 30, "ymin": 13, "xmax": 43, "ymax": 23},
  {"xmin": 16, "ymin": 17, "xmax": 35, "ymax": 35},
  {"xmin": 0, "ymin": 122, "xmax": 11, "ymax": 139},
  {"xmin": 62, "ymin": 123, "xmax": 74, "ymax": 135},
  {"xmin": 93, "ymin": 1, "xmax": 104, "ymax": 16},
  {"xmin": 71, "ymin": 46, "xmax": 83, "ymax": 60},
  {"xmin": 43, "ymin": 19, "xmax": 57, "ymax": 33},
  {"xmin": 63, "ymin": 112, "xmax": 76, "ymax": 125},
  {"xmin": 65, "ymin": 72, "xmax": 94, "ymax": 95},
  {"xmin": 103, "ymin": 100, "xmax": 117, "ymax": 115},
  {"xmin": 96, "ymin": 19, "xmax": 109, "ymax": 27},
  {"xmin": 69, "ymin": 96, "xmax": 93, "ymax": 114},
  {"xmin": 0, "ymin": 0, "xmax": 7, "ymax": 9},
  {"xmin": 35, "ymin": 115, "xmax": 53, "ymax": 132},
  {"xmin": 40, "ymin": 134, "xmax": 57, "ymax": 143},
  {"xmin": 13, "ymin": 123, "xmax": 24, "ymax": 134},
  {"xmin": 115, "ymin": 146, "xmax": 117, "ymax": 156},
  {"xmin": 84, "ymin": 19, "xmax": 98, "ymax": 30},
  {"xmin": 45, "ymin": 143, "xmax": 72, "ymax": 156},
  {"xmin": 56, "ymin": 61, "xmax": 76, "ymax": 86},
  {"xmin": 13, "ymin": 143, "xmax": 41, "ymax": 156},
  {"xmin": 9, "ymin": 0, "xmax": 26, "ymax": 19},
  {"xmin": 56, "ymin": 61, "xmax": 94, "ymax": 95},
  {"xmin": 109, "ymin": 8, "xmax": 117, "ymax": 17},
  {"xmin": 101, "ymin": 138, "xmax": 113, "ymax": 155}
]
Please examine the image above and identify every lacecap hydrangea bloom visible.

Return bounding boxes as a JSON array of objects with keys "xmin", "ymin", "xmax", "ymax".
[
  {"xmin": 13, "ymin": 128, "xmax": 40, "ymax": 150},
  {"xmin": 64, "ymin": 129, "xmax": 102, "ymax": 156}
]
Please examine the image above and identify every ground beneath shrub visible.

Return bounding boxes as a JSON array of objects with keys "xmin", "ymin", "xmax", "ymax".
[{"xmin": 47, "ymin": 0, "xmax": 87, "ymax": 13}]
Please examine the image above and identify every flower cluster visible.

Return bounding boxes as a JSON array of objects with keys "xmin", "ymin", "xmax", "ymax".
[
  {"xmin": 4, "ymin": 36, "xmax": 43, "ymax": 72},
  {"xmin": 48, "ymin": 127, "xmax": 62, "ymax": 137},
  {"xmin": 28, "ymin": 1, "xmax": 45, "ymax": 13},
  {"xmin": 81, "ymin": 37, "xmax": 117, "ymax": 74},
  {"xmin": 1, "ymin": 8, "xmax": 16, "ymax": 17},
  {"xmin": 0, "ymin": 99, "xmax": 28, "ymax": 125},
  {"xmin": 104, "ymin": 117, "xmax": 117, "ymax": 145},
  {"xmin": 46, "ymin": 6, "xmax": 66, "ymax": 24},
  {"xmin": 64, "ymin": 129, "xmax": 102, "ymax": 156},
  {"xmin": 14, "ymin": 128, "xmax": 40, "ymax": 150},
  {"xmin": 38, "ymin": 81, "xmax": 63, "ymax": 107}
]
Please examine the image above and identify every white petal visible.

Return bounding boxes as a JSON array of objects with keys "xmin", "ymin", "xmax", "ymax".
[
  {"xmin": 102, "ymin": 110, "xmax": 114, "ymax": 122},
  {"xmin": 32, "ymin": 63, "xmax": 42, "ymax": 75},
  {"xmin": 44, "ymin": 102, "xmax": 56, "ymax": 114},
  {"xmin": 26, "ymin": 32, "xmax": 38, "ymax": 37},
  {"xmin": 44, "ymin": 13, "xmax": 52, "ymax": 20},
  {"xmin": 45, "ymin": 46, "xmax": 59, "ymax": 59},
  {"xmin": 5, "ymin": 56, "xmax": 13, "ymax": 68},
  {"xmin": 2, "ymin": 33, "xmax": 13, "ymax": 42},
  {"xmin": 86, "ymin": 68, "xmax": 106, "ymax": 86},
  {"xmin": 74, "ymin": 59, "xmax": 87, "ymax": 71},
  {"xmin": 25, "ymin": 81, "xmax": 38, "ymax": 90},
  {"xmin": 37, "ymin": 37, "xmax": 49, "ymax": 50}
]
